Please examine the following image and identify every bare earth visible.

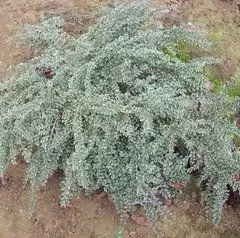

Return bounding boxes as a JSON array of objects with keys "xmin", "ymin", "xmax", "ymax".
[{"xmin": 0, "ymin": 0, "xmax": 240, "ymax": 237}]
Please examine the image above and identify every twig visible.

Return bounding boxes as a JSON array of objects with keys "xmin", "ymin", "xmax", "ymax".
[{"xmin": 49, "ymin": 114, "xmax": 58, "ymax": 145}]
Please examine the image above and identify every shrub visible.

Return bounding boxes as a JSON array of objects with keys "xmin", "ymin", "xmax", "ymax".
[{"xmin": 1, "ymin": 0, "xmax": 240, "ymax": 232}]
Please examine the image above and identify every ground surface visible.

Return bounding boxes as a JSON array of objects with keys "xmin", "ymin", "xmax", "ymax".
[{"xmin": 0, "ymin": 0, "xmax": 240, "ymax": 237}]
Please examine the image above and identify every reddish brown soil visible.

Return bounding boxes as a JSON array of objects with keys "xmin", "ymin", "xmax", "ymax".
[
  {"xmin": 2, "ymin": 163, "xmax": 240, "ymax": 238},
  {"xmin": 0, "ymin": 0, "xmax": 240, "ymax": 237}
]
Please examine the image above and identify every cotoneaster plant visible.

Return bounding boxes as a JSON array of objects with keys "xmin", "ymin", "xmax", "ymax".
[{"xmin": 1, "ymin": 1, "xmax": 240, "ymax": 235}]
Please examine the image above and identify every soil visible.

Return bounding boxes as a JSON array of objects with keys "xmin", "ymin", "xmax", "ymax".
[{"xmin": 0, "ymin": 0, "xmax": 240, "ymax": 237}]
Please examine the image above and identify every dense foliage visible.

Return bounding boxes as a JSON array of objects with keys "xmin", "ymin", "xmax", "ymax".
[{"xmin": 1, "ymin": 1, "xmax": 240, "ymax": 229}]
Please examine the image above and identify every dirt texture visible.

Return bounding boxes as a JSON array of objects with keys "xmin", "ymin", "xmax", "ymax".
[
  {"xmin": 2, "ymin": 163, "xmax": 240, "ymax": 238},
  {"xmin": 0, "ymin": 0, "xmax": 240, "ymax": 237}
]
